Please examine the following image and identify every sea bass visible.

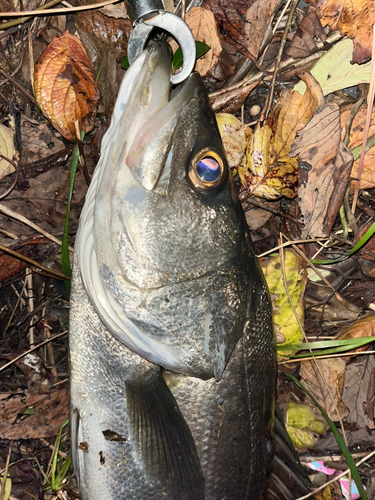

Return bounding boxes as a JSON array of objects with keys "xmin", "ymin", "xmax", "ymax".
[{"xmin": 69, "ymin": 40, "xmax": 277, "ymax": 499}]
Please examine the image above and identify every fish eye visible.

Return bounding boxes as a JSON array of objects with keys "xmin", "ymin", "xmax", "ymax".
[{"xmin": 188, "ymin": 148, "xmax": 228, "ymax": 194}]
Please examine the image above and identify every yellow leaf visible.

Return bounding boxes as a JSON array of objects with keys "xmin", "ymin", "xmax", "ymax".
[
  {"xmin": 0, "ymin": 475, "xmax": 11, "ymax": 500},
  {"xmin": 270, "ymin": 72, "xmax": 324, "ymax": 164},
  {"xmin": 293, "ymin": 39, "xmax": 371, "ymax": 96},
  {"xmin": 0, "ymin": 124, "xmax": 15, "ymax": 179},
  {"xmin": 216, "ymin": 113, "xmax": 246, "ymax": 169},
  {"xmin": 286, "ymin": 402, "xmax": 327, "ymax": 448},
  {"xmin": 260, "ymin": 250, "xmax": 306, "ymax": 352}
]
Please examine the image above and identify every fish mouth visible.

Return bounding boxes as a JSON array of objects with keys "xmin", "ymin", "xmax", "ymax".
[{"xmin": 113, "ymin": 40, "xmax": 199, "ymax": 194}]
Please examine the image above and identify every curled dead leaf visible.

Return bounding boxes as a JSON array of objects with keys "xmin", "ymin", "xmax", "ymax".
[
  {"xmin": 311, "ymin": 0, "xmax": 375, "ymax": 64},
  {"xmin": 172, "ymin": 7, "xmax": 222, "ymax": 76},
  {"xmin": 34, "ymin": 31, "xmax": 100, "ymax": 142},
  {"xmin": 292, "ymin": 102, "xmax": 353, "ymax": 238}
]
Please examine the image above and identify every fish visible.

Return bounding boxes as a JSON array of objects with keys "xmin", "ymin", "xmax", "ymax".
[{"xmin": 69, "ymin": 40, "xmax": 278, "ymax": 499}]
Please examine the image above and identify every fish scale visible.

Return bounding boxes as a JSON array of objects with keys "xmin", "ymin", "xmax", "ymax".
[{"xmin": 70, "ymin": 40, "xmax": 280, "ymax": 499}]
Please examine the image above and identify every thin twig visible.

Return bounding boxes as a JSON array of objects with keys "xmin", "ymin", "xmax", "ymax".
[
  {"xmin": 263, "ymin": 0, "xmax": 299, "ymax": 118},
  {"xmin": 0, "ymin": 244, "xmax": 71, "ymax": 280},
  {"xmin": 0, "ymin": 203, "xmax": 74, "ymax": 252},
  {"xmin": 0, "ymin": 441, "xmax": 13, "ymax": 500},
  {"xmin": 0, "ymin": 330, "xmax": 68, "ymax": 374},
  {"xmin": 0, "ymin": 0, "xmax": 119, "ymax": 17},
  {"xmin": 0, "ymin": 69, "xmax": 37, "ymax": 105}
]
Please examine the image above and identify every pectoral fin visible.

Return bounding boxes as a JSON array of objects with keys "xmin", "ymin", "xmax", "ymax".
[{"xmin": 125, "ymin": 369, "xmax": 204, "ymax": 500}]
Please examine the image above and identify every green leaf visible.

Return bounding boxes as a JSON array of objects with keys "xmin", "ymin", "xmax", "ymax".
[
  {"xmin": 121, "ymin": 56, "xmax": 129, "ymax": 70},
  {"xmin": 284, "ymin": 372, "xmax": 367, "ymax": 500},
  {"xmin": 122, "ymin": 41, "xmax": 211, "ymax": 73},
  {"xmin": 172, "ymin": 41, "xmax": 211, "ymax": 72}
]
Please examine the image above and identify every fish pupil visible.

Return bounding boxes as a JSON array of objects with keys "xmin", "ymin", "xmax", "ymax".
[{"xmin": 196, "ymin": 156, "xmax": 221, "ymax": 182}]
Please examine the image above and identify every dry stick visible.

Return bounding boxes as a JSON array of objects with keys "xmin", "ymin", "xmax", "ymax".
[
  {"xmin": 280, "ymin": 349, "xmax": 375, "ymax": 365},
  {"xmin": 263, "ymin": 0, "xmax": 299, "ymax": 119},
  {"xmin": 258, "ymin": 237, "xmax": 332, "ymax": 258},
  {"xmin": 209, "ymin": 32, "xmax": 343, "ymax": 99},
  {"xmin": 43, "ymin": 309, "xmax": 58, "ymax": 379},
  {"xmin": 0, "ymin": 244, "xmax": 71, "ymax": 280},
  {"xmin": 0, "ymin": 441, "xmax": 13, "ymax": 500},
  {"xmin": 5, "ymin": 279, "xmax": 28, "ymax": 334},
  {"xmin": 351, "ymin": 23, "xmax": 375, "ymax": 215},
  {"xmin": 0, "ymin": 0, "xmax": 119, "ymax": 18},
  {"xmin": 278, "ymin": 234, "xmax": 349, "ymax": 451},
  {"xmin": 0, "ymin": 202, "xmax": 74, "ymax": 252},
  {"xmin": 296, "ymin": 449, "xmax": 375, "ymax": 500},
  {"xmin": 0, "ymin": 330, "xmax": 68, "ymax": 374},
  {"xmin": 25, "ymin": 268, "xmax": 36, "ymax": 347},
  {"xmin": 0, "ymin": 69, "xmax": 37, "ymax": 105}
]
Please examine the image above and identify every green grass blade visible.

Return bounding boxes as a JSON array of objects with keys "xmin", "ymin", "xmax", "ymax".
[
  {"xmin": 51, "ymin": 419, "xmax": 69, "ymax": 491},
  {"xmin": 277, "ymin": 337, "xmax": 375, "ymax": 356},
  {"xmin": 61, "ymin": 131, "xmax": 85, "ymax": 297},
  {"xmin": 311, "ymin": 221, "xmax": 375, "ymax": 265},
  {"xmin": 284, "ymin": 372, "xmax": 367, "ymax": 500}
]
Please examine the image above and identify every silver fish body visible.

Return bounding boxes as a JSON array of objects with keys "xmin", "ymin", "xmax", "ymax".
[{"xmin": 70, "ymin": 41, "xmax": 276, "ymax": 499}]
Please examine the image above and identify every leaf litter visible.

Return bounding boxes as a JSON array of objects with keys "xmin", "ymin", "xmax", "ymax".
[{"xmin": 0, "ymin": 0, "xmax": 375, "ymax": 498}]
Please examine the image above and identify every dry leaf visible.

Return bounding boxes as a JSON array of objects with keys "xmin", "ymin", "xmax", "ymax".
[
  {"xmin": 216, "ymin": 113, "xmax": 246, "ymax": 170},
  {"xmin": 175, "ymin": 7, "xmax": 222, "ymax": 76},
  {"xmin": 341, "ymin": 103, "xmax": 375, "ymax": 191},
  {"xmin": 270, "ymin": 72, "xmax": 324, "ymax": 163},
  {"xmin": 203, "ymin": 0, "xmax": 280, "ymax": 59},
  {"xmin": 299, "ymin": 358, "xmax": 348, "ymax": 421},
  {"xmin": 337, "ymin": 315, "xmax": 375, "ymax": 362},
  {"xmin": 293, "ymin": 39, "xmax": 371, "ymax": 96},
  {"xmin": 286, "ymin": 7, "xmax": 326, "ymax": 60},
  {"xmin": 261, "ymin": 250, "xmax": 306, "ymax": 352},
  {"xmin": 0, "ymin": 386, "xmax": 69, "ymax": 439},
  {"xmin": 309, "ymin": 0, "xmax": 374, "ymax": 64},
  {"xmin": 100, "ymin": 2, "xmax": 129, "ymax": 19},
  {"xmin": 291, "ymin": 103, "xmax": 353, "ymax": 239},
  {"xmin": 342, "ymin": 355, "xmax": 375, "ymax": 430},
  {"xmin": 238, "ymin": 72, "xmax": 323, "ymax": 200},
  {"xmin": 34, "ymin": 31, "xmax": 100, "ymax": 142},
  {"xmin": 0, "ymin": 123, "xmax": 15, "ymax": 179}
]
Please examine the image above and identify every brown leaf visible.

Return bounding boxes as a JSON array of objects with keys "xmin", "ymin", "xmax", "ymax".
[
  {"xmin": 291, "ymin": 103, "xmax": 353, "ymax": 238},
  {"xmin": 270, "ymin": 71, "xmax": 324, "ymax": 164},
  {"xmin": 286, "ymin": 7, "xmax": 326, "ymax": 59},
  {"xmin": 172, "ymin": 7, "xmax": 222, "ymax": 76},
  {"xmin": 0, "ymin": 386, "xmax": 69, "ymax": 439},
  {"xmin": 299, "ymin": 358, "xmax": 348, "ymax": 421},
  {"xmin": 309, "ymin": 0, "xmax": 375, "ymax": 64},
  {"xmin": 337, "ymin": 315, "xmax": 375, "ymax": 362},
  {"xmin": 34, "ymin": 31, "xmax": 100, "ymax": 142},
  {"xmin": 342, "ymin": 355, "xmax": 375, "ymax": 430},
  {"xmin": 341, "ymin": 104, "xmax": 375, "ymax": 191},
  {"xmin": 0, "ymin": 123, "xmax": 16, "ymax": 179},
  {"xmin": 203, "ymin": 0, "xmax": 280, "ymax": 59}
]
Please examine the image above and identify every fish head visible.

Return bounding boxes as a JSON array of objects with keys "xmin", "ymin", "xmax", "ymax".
[
  {"xmin": 78, "ymin": 41, "xmax": 257, "ymax": 379},
  {"xmin": 93, "ymin": 40, "xmax": 246, "ymax": 289}
]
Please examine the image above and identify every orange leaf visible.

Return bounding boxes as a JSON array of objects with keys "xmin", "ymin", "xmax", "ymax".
[
  {"xmin": 341, "ymin": 103, "xmax": 375, "ymax": 191},
  {"xmin": 310, "ymin": 0, "xmax": 374, "ymax": 64},
  {"xmin": 174, "ymin": 7, "xmax": 222, "ymax": 76},
  {"xmin": 34, "ymin": 31, "xmax": 99, "ymax": 142}
]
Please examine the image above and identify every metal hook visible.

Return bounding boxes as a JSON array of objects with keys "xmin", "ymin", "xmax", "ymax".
[{"xmin": 127, "ymin": 11, "xmax": 196, "ymax": 85}]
